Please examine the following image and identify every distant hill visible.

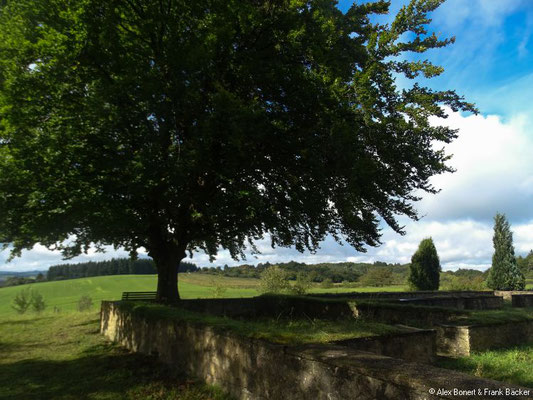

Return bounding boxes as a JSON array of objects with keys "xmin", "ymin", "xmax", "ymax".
[{"xmin": 0, "ymin": 270, "xmax": 46, "ymax": 280}]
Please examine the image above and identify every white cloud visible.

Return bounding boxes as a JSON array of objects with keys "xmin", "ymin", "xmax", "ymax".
[
  {"xmin": 434, "ymin": 0, "xmax": 525, "ymax": 29},
  {"xmin": 418, "ymin": 109, "xmax": 533, "ymax": 223}
]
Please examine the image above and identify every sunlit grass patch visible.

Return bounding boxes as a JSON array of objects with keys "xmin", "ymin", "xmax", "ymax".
[{"xmin": 437, "ymin": 344, "xmax": 533, "ymax": 388}]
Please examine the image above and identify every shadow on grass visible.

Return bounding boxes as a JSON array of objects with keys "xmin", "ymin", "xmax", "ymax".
[
  {"xmin": 0, "ymin": 316, "xmax": 55, "ymax": 327},
  {"xmin": 72, "ymin": 318, "xmax": 100, "ymax": 327},
  {"xmin": 0, "ymin": 345, "xmax": 198, "ymax": 400},
  {"xmin": 0, "ymin": 341, "xmax": 47, "ymax": 355}
]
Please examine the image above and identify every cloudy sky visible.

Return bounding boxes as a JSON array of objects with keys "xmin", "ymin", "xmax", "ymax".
[{"xmin": 1, "ymin": 0, "xmax": 532, "ymax": 272}]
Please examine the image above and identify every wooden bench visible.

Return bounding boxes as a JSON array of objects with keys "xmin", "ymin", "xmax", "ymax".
[{"xmin": 121, "ymin": 291, "xmax": 157, "ymax": 302}]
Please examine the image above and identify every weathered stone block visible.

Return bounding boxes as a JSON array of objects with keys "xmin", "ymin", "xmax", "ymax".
[{"xmin": 436, "ymin": 320, "xmax": 533, "ymax": 356}]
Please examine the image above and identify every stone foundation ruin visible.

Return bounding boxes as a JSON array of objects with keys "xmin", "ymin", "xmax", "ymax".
[{"xmin": 100, "ymin": 289, "xmax": 533, "ymax": 399}]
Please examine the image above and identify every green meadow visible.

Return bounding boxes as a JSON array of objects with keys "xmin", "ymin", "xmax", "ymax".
[
  {"xmin": 0, "ymin": 274, "xmax": 256, "ymax": 315},
  {"xmin": 0, "ymin": 273, "xmax": 406, "ymax": 316}
]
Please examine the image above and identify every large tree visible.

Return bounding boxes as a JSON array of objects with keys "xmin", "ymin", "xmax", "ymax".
[
  {"xmin": 487, "ymin": 213, "xmax": 525, "ymax": 290},
  {"xmin": 0, "ymin": 0, "xmax": 475, "ymax": 302}
]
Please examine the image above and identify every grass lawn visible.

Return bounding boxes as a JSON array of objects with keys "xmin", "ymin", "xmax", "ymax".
[
  {"xmin": 437, "ymin": 344, "xmax": 533, "ymax": 388},
  {"xmin": 0, "ymin": 311, "xmax": 232, "ymax": 400}
]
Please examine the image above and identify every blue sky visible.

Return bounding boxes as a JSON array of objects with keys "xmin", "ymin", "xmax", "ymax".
[{"xmin": 1, "ymin": 0, "xmax": 533, "ymax": 271}]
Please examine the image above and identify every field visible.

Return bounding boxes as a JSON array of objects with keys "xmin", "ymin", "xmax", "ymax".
[{"xmin": 0, "ymin": 274, "xmax": 406, "ymax": 316}]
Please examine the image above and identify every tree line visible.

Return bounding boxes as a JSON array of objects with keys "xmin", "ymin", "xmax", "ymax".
[
  {"xmin": 46, "ymin": 258, "xmax": 198, "ymax": 281},
  {"xmin": 197, "ymin": 260, "xmax": 408, "ymax": 284}
]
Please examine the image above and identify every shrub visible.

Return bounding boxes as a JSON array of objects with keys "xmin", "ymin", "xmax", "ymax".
[
  {"xmin": 359, "ymin": 268, "xmax": 394, "ymax": 287},
  {"xmin": 320, "ymin": 278, "xmax": 334, "ymax": 289},
  {"xmin": 12, "ymin": 287, "xmax": 32, "ymax": 314},
  {"xmin": 259, "ymin": 266, "xmax": 290, "ymax": 294},
  {"xmin": 408, "ymin": 238, "xmax": 441, "ymax": 291},
  {"xmin": 12, "ymin": 288, "xmax": 46, "ymax": 313},
  {"xmin": 441, "ymin": 274, "xmax": 485, "ymax": 291},
  {"xmin": 77, "ymin": 295, "xmax": 94, "ymax": 312},
  {"xmin": 31, "ymin": 290, "xmax": 46, "ymax": 313},
  {"xmin": 209, "ymin": 279, "xmax": 227, "ymax": 298},
  {"xmin": 290, "ymin": 273, "xmax": 312, "ymax": 295}
]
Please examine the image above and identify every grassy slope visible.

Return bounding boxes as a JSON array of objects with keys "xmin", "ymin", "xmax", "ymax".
[
  {"xmin": 0, "ymin": 274, "xmax": 259, "ymax": 315},
  {"xmin": 0, "ymin": 274, "xmax": 406, "ymax": 316},
  {"xmin": 0, "ymin": 312, "xmax": 232, "ymax": 400}
]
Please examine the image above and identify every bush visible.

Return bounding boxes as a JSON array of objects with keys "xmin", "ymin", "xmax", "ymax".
[
  {"xmin": 320, "ymin": 278, "xmax": 334, "ymax": 289},
  {"xmin": 12, "ymin": 287, "xmax": 46, "ymax": 313},
  {"xmin": 441, "ymin": 274, "xmax": 486, "ymax": 291},
  {"xmin": 77, "ymin": 295, "xmax": 94, "ymax": 312},
  {"xmin": 359, "ymin": 268, "xmax": 394, "ymax": 287},
  {"xmin": 408, "ymin": 238, "xmax": 441, "ymax": 291},
  {"xmin": 259, "ymin": 266, "xmax": 291, "ymax": 294},
  {"xmin": 31, "ymin": 290, "xmax": 46, "ymax": 313},
  {"xmin": 290, "ymin": 273, "xmax": 312, "ymax": 295},
  {"xmin": 209, "ymin": 279, "xmax": 227, "ymax": 298},
  {"xmin": 12, "ymin": 287, "xmax": 32, "ymax": 314}
]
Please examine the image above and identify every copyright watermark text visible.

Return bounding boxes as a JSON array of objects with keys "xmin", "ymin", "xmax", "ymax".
[{"xmin": 428, "ymin": 387, "xmax": 531, "ymax": 397}]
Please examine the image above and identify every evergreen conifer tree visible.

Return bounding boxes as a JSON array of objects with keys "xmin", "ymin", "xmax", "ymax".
[
  {"xmin": 487, "ymin": 214, "xmax": 525, "ymax": 290},
  {"xmin": 408, "ymin": 238, "xmax": 441, "ymax": 290}
]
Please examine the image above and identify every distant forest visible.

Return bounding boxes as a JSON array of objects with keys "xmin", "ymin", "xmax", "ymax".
[
  {"xmin": 46, "ymin": 258, "xmax": 198, "ymax": 281},
  {"xmin": 197, "ymin": 260, "xmax": 408, "ymax": 283}
]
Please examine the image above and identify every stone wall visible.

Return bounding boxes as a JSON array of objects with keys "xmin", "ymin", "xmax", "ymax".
[
  {"xmin": 333, "ymin": 328, "xmax": 436, "ymax": 364},
  {"xmin": 100, "ymin": 301, "xmax": 531, "ymax": 400},
  {"xmin": 312, "ymin": 291, "xmax": 495, "ymax": 300},
  {"xmin": 494, "ymin": 290, "xmax": 533, "ymax": 301},
  {"xmin": 178, "ymin": 296, "xmax": 468, "ymax": 327},
  {"xmin": 511, "ymin": 294, "xmax": 533, "ymax": 308},
  {"xmin": 436, "ymin": 320, "xmax": 533, "ymax": 356},
  {"xmin": 396, "ymin": 296, "xmax": 503, "ymax": 310},
  {"xmin": 179, "ymin": 296, "xmax": 357, "ymax": 320},
  {"xmin": 351, "ymin": 302, "xmax": 467, "ymax": 327}
]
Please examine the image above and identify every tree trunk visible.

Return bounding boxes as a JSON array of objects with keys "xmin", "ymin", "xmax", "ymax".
[{"xmin": 152, "ymin": 244, "xmax": 186, "ymax": 304}]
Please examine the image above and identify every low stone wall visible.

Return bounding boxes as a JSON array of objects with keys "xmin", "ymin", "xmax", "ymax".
[
  {"xmin": 512, "ymin": 294, "xmax": 533, "ymax": 308},
  {"xmin": 495, "ymin": 290, "xmax": 533, "ymax": 301},
  {"xmin": 397, "ymin": 295, "xmax": 503, "ymax": 310},
  {"xmin": 179, "ymin": 296, "xmax": 358, "ymax": 320},
  {"xmin": 436, "ymin": 320, "xmax": 533, "ymax": 356},
  {"xmin": 312, "ymin": 291, "xmax": 495, "ymax": 300},
  {"xmin": 101, "ymin": 301, "xmax": 531, "ymax": 400},
  {"xmin": 178, "ymin": 296, "xmax": 468, "ymax": 327},
  {"xmin": 333, "ymin": 328, "xmax": 436, "ymax": 364},
  {"xmin": 351, "ymin": 302, "xmax": 467, "ymax": 327}
]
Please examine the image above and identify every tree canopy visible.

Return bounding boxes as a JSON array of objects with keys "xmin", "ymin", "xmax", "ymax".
[{"xmin": 0, "ymin": 0, "xmax": 475, "ymax": 302}]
